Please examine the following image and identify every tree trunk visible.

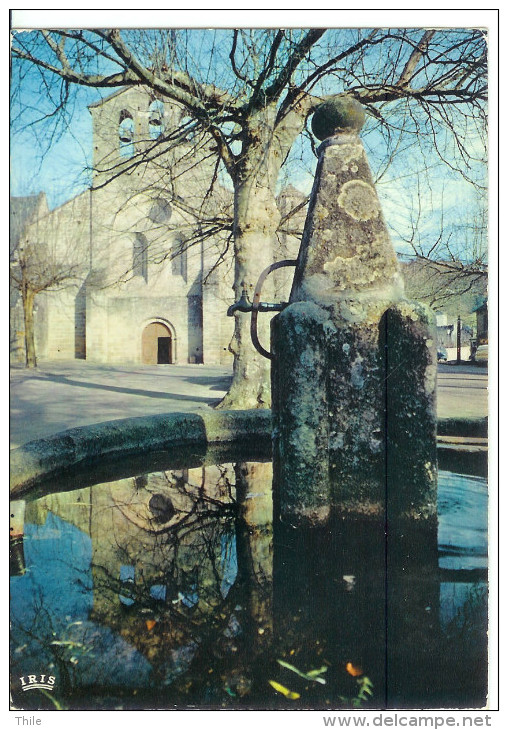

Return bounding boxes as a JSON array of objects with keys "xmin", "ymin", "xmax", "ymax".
[
  {"xmin": 22, "ymin": 286, "xmax": 37, "ymax": 368},
  {"xmin": 218, "ymin": 104, "xmax": 307, "ymax": 410},
  {"xmin": 218, "ymin": 179, "xmax": 278, "ymax": 409}
]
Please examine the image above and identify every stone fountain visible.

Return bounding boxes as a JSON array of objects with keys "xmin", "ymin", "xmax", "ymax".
[
  {"xmin": 270, "ymin": 97, "xmax": 437, "ymax": 530},
  {"xmin": 10, "ymin": 99, "xmax": 488, "ymax": 711}
]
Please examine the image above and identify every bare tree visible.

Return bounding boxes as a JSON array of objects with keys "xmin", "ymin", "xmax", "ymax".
[
  {"xmin": 389, "ymin": 173, "xmax": 488, "ymax": 312},
  {"xmin": 11, "ymin": 27, "xmax": 487, "ymax": 405},
  {"xmin": 10, "ymin": 195, "xmax": 88, "ymax": 367}
]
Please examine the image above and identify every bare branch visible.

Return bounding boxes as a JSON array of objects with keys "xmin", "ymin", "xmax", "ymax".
[{"xmin": 396, "ymin": 30, "xmax": 436, "ymax": 87}]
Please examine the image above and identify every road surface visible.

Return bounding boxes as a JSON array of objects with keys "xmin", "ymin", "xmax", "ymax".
[{"xmin": 9, "ymin": 361, "xmax": 488, "ymax": 449}]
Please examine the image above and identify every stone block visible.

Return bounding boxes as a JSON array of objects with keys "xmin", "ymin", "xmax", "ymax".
[
  {"xmin": 271, "ymin": 299, "xmax": 437, "ymax": 527},
  {"xmin": 271, "ymin": 100, "xmax": 437, "ymax": 529},
  {"xmin": 271, "ymin": 301, "xmax": 334, "ymax": 525}
]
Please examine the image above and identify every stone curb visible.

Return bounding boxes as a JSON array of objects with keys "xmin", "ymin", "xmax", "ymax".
[
  {"xmin": 10, "ymin": 410, "xmax": 487, "ymax": 496},
  {"xmin": 9, "ymin": 409, "xmax": 272, "ymax": 497},
  {"xmin": 437, "ymin": 416, "xmax": 488, "ymax": 438}
]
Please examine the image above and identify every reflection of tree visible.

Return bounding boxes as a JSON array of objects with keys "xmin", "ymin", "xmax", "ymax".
[
  {"xmin": 85, "ymin": 467, "xmax": 241, "ymax": 676},
  {"xmin": 10, "ymin": 560, "xmax": 95, "ymax": 705},
  {"xmin": 196, "ymin": 462, "xmax": 273, "ymax": 698},
  {"xmin": 11, "ymin": 462, "xmax": 488, "ymax": 708},
  {"xmin": 234, "ymin": 462, "xmax": 273, "ymax": 641},
  {"xmin": 12, "ymin": 462, "xmax": 276, "ymax": 704},
  {"xmin": 94, "ymin": 463, "xmax": 274, "ymax": 696}
]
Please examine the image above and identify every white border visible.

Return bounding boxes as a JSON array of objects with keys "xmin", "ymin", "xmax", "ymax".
[{"xmin": 6, "ymin": 6, "xmax": 501, "ymax": 729}]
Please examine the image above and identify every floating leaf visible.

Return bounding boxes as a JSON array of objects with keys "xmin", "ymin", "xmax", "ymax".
[
  {"xmin": 268, "ymin": 680, "xmax": 300, "ymax": 699},
  {"xmin": 277, "ymin": 659, "xmax": 327, "ymax": 684},
  {"xmin": 146, "ymin": 619, "xmax": 156, "ymax": 631},
  {"xmin": 346, "ymin": 662, "xmax": 363, "ymax": 677},
  {"xmin": 357, "ymin": 676, "xmax": 374, "ymax": 699},
  {"xmin": 306, "ymin": 666, "xmax": 328, "ymax": 680}
]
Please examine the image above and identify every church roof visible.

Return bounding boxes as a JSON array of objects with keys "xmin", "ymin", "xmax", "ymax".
[{"xmin": 87, "ymin": 86, "xmax": 132, "ymax": 110}]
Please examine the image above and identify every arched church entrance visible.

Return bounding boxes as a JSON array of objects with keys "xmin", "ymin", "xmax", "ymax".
[{"xmin": 142, "ymin": 322, "xmax": 173, "ymax": 364}]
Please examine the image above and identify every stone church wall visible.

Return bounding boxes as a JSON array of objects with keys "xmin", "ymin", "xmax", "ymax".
[{"xmin": 12, "ymin": 86, "xmax": 302, "ymax": 368}]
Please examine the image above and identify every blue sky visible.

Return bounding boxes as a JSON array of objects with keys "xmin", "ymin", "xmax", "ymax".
[{"xmin": 10, "ymin": 26, "xmax": 488, "ymax": 264}]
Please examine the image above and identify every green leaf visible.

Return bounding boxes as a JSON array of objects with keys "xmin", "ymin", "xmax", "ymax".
[
  {"xmin": 307, "ymin": 666, "xmax": 328, "ymax": 679},
  {"xmin": 277, "ymin": 659, "xmax": 327, "ymax": 684}
]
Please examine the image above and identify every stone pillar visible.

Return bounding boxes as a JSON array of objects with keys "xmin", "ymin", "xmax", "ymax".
[{"xmin": 271, "ymin": 97, "xmax": 437, "ymax": 528}]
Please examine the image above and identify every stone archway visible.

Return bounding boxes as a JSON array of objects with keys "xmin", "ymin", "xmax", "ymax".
[{"xmin": 142, "ymin": 322, "xmax": 173, "ymax": 365}]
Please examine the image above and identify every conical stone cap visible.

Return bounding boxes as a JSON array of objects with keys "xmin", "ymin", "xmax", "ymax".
[{"xmin": 290, "ymin": 98, "xmax": 404, "ymax": 310}]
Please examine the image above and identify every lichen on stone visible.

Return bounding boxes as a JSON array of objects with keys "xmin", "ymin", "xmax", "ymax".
[
  {"xmin": 425, "ymin": 362, "xmax": 437, "ymax": 395},
  {"xmin": 329, "ymin": 431, "xmax": 345, "ymax": 449},
  {"xmin": 314, "ymin": 204, "xmax": 330, "ymax": 223},
  {"xmin": 326, "ymin": 140, "xmax": 364, "ymax": 163},
  {"xmin": 337, "ymin": 180, "xmax": 380, "ymax": 222},
  {"xmin": 350, "ymin": 355, "xmax": 365, "ymax": 389}
]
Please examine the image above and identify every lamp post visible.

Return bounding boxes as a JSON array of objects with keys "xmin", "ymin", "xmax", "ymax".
[{"xmin": 456, "ymin": 315, "xmax": 461, "ymax": 363}]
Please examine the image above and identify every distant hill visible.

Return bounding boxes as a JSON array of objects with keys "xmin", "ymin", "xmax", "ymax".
[{"xmin": 400, "ymin": 258, "xmax": 487, "ymax": 319}]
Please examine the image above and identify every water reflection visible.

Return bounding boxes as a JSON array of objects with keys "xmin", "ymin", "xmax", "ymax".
[{"xmin": 10, "ymin": 464, "xmax": 487, "ymax": 710}]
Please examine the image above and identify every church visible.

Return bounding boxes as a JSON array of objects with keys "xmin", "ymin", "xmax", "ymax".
[{"xmin": 11, "ymin": 86, "xmax": 303, "ymax": 367}]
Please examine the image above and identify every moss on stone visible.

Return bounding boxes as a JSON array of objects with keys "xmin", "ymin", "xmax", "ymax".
[
  {"xmin": 311, "ymin": 97, "xmax": 366, "ymax": 140},
  {"xmin": 10, "ymin": 409, "xmax": 272, "ymax": 497}
]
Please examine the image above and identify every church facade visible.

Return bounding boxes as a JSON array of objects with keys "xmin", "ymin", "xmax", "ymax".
[{"xmin": 11, "ymin": 87, "xmax": 243, "ymax": 367}]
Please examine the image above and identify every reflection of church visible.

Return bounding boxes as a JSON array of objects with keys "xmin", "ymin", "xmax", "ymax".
[
  {"xmin": 28, "ymin": 466, "xmax": 238, "ymax": 599},
  {"xmin": 11, "ymin": 463, "xmax": 274, "ymax": 698},
  {"xmin": 11, "ymin": 461, "xmax": 487, "ymax": 706},
  {"xmin": 19, "ymin": 466, "xmax": 248, "ymax": 679},
  {"xmin": 10, "ymin": 86, "xmax": 305, "ymax": 366}
]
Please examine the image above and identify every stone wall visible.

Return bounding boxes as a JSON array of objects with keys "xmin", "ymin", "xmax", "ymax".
[
  {"xmin": 12, "ymin": 86, "xmax": 306, "ymax": 368},
  {"xmin": 15, "ymin": 87, "xmax": 235, "ymax": 366}
]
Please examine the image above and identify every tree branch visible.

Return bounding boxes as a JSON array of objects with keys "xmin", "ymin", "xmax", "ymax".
[
  {"xmin": 396, "ymin": 29, "xmax": 436, "ymax": 87},
  {"xmin": 249, "ymin": 30, "xmax": 285, "ymax": 106},
  {"xmin": 262, "ymin": 28, "xmax": 327, "ymax": 104}
]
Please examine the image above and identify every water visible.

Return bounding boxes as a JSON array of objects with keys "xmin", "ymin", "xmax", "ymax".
[{"xmin": 10, "ymin": 461, "xmax": 488, "ymax": 710}]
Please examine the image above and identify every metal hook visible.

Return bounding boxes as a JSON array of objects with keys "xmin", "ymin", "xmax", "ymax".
[
  {"xmin": 227, "ymin": 259, "xmax": 297, "ymax": 358},
  {"xmin": 251, "ymin": 259, "xmax": 297, "ymax": 359}
]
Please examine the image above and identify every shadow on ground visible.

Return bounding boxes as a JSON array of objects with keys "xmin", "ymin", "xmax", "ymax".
[{"xmin": 24, "ymin": 372, "xmax": 221, "ymax": 403}]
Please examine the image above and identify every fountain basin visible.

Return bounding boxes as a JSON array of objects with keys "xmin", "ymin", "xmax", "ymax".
[
  {"xmin": 10, "ymin": 411, "xmax": 488, "ymax": 710},
  {"xmin": 10, "ymin": 410, "xmax": 487, "ymax": 498},
  {"xmin": 10, "ymin": 452, "xmax": 487, "ymax": 710},
  {"xmin": 10, "ymin": 410, "xmax": 272, "ymax": 497}
]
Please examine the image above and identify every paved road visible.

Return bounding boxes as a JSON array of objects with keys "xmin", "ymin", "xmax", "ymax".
[
  {"xmin": 9, "ymin": 362, "xmax": 232, "ymax": 449},
  {"xmin": 9, "ymin": 361, "xmax": 488, "ymax": 449},
  {"xmin": 436, "ymin": 363, "xmax": 488, "ymax": 420}
]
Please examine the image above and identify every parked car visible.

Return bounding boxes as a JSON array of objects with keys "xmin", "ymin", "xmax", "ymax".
[
  {"xmin": 472, "ymin": 344, "xmax": 488, "ymax": 364},
  {"xmin": 437, "ymin": 348, "xmax": 448, "ymax": 362}
]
